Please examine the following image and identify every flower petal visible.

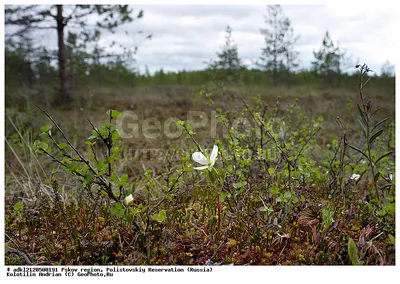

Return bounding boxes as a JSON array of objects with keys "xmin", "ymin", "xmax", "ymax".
[
  {"xmin": 194, "ymin": 165, "xmax": 209, "ymax": 170},
  {"xmin": 192, "ymin": 152, "xmax": 208, "ymax": 165},
  {"xmin": 210, "ymin": 145, "xmax": 218, "ymax": 163},
  {"xmin": 124, "ymin": 194, "xmax": 134, "ymax": 206}
]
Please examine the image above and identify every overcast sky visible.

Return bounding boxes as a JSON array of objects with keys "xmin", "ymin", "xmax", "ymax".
[
  {"xmin": 113, "ymin": 4, "xmax": 396, "ymax": 75},
  {"xmin": 5, "ymin": 2, "xmax": 397, "ymax": 75}
]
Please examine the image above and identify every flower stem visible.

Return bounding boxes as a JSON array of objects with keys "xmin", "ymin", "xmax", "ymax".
[{"xmin": 217, "ymin": 196, "xmax": 221, "ymax": 231}]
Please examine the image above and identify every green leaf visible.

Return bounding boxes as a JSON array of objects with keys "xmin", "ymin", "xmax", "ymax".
[
  {"xmin": 387, "ymin": 235, "xmax": 395, "ymax": 245},
  {"xmin": 111, "ymin": 147, "xmax": 120, "ymax": 156},
  {"xmin": 13, "ymin": 202, "xmax": 23, "ymax": 212},
  {"xmin": 61, "ymin": 157, "xmax": 71, "ymax": 164},
  {"xmin": 374, "ymin": 172, "xmax": 380, "ymax": 183},
  {"xmin": 284, "ymin": 191, "xmax": 292, "ymax": 200},
  {"xmin": 371, "ymin": 117, "xmax": 389, "ymax": 133},
  {"xmin": 67, "ymin": 162, "xmax": 79, "ymax": 172},
  {"xmin": 233, "ymin": 181, "xmax": 247, "ymax": 189},
  {"xmin": 109, "ymin": 124, "xmax": 117, "ymax": 132},
  {"xmin": 151, "ymin": 210, "xmax": 167, "ymax": 223},
  {"xmin": 383, "ymin": 203, "xmax": 395, "ymax": 215},
  {"xmin": 232, "ymin": 182, "xmax": 242, "ymax": 189},
  {"xmin": 165, "ymin": 193, "xmax": 173, "ymax": 202},
  {"xmin": 269, "ymin": 186, "xmax": 280, "ymax": 195},
  {"xmin": 268, "ymin": 167, "xmax": 275, "ymax": 176},
  {"xmin": 88, "ymin": 132, "xmax": 98, "ymax": 140},
  {"xmin": 37, "ymin": 141, "xmax": 49, "ymax": 152},
  {"xmin": 375, "ymin": 151, "xmax": 393, "ymax": 164},
  {"xmin": 83, "ymin": 173, "xmax": 94, "ymax": 185},
  {"xmin": 110, "ymin": 203, "xmax": 125, "ymax": 217},
  {"xmin": 99, "ymin": 128, "xmax": 108, "ymax": 137},
  {"xmin": 356, "ymin": 119, "xmax": 367, "ymax": 138},
  {"xmin": 184, "ymin": 166, "xmax": 194, "ymax": 173},
  {"xmin": 111, "ymin": 130, "xmax": 120, "ymax": 142},
  {"xmin": 85, "ymin": 141, "xmax": 96, "ymax": 146},
  {"xmin": 40, "ymin": 141, "xmax": 48, "ymax": 150},
  {"xmin": 357, "ymin": 104, "xmax": 367, "ymax": 124},
  {"xmin": 291, "ymin": 171, "xmax": 300, "ymax": 179},
  {"xmin": 120, "ymin": 174, "xmax": 128, "ymax": 184},
  {"xmin": 260, "ymin": 206, "xmax": 274, "ymax": 214},
  {"xmin": 110, "ymin": 173, "xmax": 119, "ymax": 184},
  {"xmin": 220, "ymin": 192, "xmax": 230, "ymax": 203},
  {"xmin": 369, "ymin": 130, "xmax": 383, "ymax": 145},
  {"xmin": 106, "ymin": 110, "xmax": 121, "ymax": 119},
  {"xmin": 40, "ymin": 124, "xmax": 52, "ymax": 133},
  {"xmin": 102, "ymin": 120, "xmax": 111, "ymax": 128},
  {"xmin": 348, "ymin": 144, "xmax": 369, "ymax": 160},
  {"xmin": 379, "ymin": 184, "xmax": 393, "ymax": 190},
  {"xmin": 79, "ymin": 164, "xmax": 88, "ymax": 175},
  {"xmin": 96, "ymin": 162, "xmax": 108, "ymax": 175},
  {"xmin": 33, "ymin": 140, "xmax": 44, "ymax": 154},
  {"xmin": 348, "ymin": 238, "xmax": 361, "ymax": 265},
  {"xmin": 58, "ymin": 143, "xmax": 67, "ymax": 152}
]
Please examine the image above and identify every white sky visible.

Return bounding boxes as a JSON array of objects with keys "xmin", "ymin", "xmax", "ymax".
[
  {"xmin": 3, "ymin": 1, "xmax": 398, "ymax": 75},
  {"xmin": 126, "ymin": 4, "xmax": 397, "ymax": 75}
]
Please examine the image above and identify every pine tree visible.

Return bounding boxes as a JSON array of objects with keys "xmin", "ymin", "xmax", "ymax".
[
  {"xmin": 312, "ymin": 30, "xmax": 346, "ymax": 85},
  {"xmin": 5, "ymin": 5, "xmax": 144, "ymax": 103},
  {"xmin": 257, "ymin": 5, "xmax": 299, "ymax": 85},
  {"xmin": 207, "ymin": 25, "xmax": 245, "ymax": 86}
]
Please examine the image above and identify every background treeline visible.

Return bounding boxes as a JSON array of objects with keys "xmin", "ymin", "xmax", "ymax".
[
  {"xmin": 5, "ymin": 39, "xmax": 395, "ymax": 91},
  {"xmin": 5, "ymin": 5, "xmax": 395, "ymax": 98}
]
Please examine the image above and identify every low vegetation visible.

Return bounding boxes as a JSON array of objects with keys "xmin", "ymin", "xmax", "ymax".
[{"xmin": 5, "ymin": 64, "xmax": 395, "ymax": 265}]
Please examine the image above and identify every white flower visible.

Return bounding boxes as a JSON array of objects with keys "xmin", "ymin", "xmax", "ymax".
[
  {"xmin": 350, "ymin": 173, "xmax": 360, "ymax": 181},
  {"xmin": 192, "ymin": 145, "xmax": 218, "ymax": 170},
  {"xmin": 124, "ymin": 194, "xmax": 134, "ymax": 206}
]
